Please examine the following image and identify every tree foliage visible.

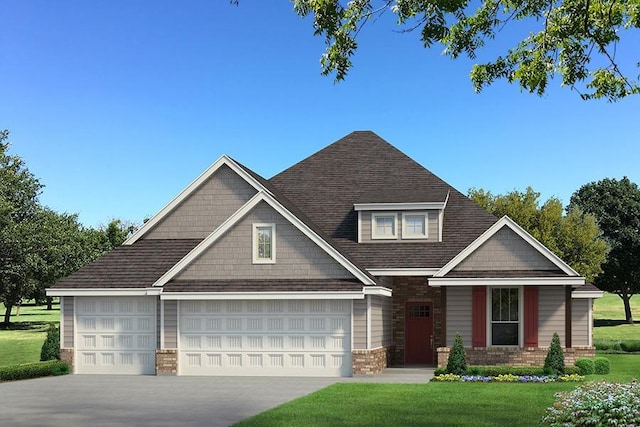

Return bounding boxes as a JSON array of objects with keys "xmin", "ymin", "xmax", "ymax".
[
  {"xmin": 544, "ymin": 332, "xmax": 565, "ymax": 375},
  {"xmin": 0, "ymin": 130, "xmax": 138, "ymax": 324},
  {"xmin": 468, "ymin": 186, "xmax": 608, "ymax": 281},
  {"xmin": 289, "ymin": 0, "xmax": 640, "ymax": 101},
  {"xmin": 446, "ymin": 332, "xmax": 468, "ymax": 374},
  {"xmin": 569, "ymin": 177, "xmax": 640, "ymax": 323}
]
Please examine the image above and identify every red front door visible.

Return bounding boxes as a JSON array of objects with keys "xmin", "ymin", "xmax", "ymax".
[{"xmin": 405, "ymin": 302, "xmax": 434, "ymax": 364}]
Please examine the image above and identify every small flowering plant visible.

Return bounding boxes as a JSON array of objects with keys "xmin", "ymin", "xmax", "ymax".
[
  {"xmin": 432, "ymin": 373, "xmax": 584, "ymax": 383},
  {"xmin": 542, "ymin": 380, "xmax": 640, "ymax": 426}
]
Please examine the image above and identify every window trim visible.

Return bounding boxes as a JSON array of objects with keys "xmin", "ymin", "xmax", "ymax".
[
  {"xmin": 252, "ymin": 223, "xmax": 276, "ymax": 264},
  {"xmin": 487, "ymin": 286, "xmax": 523, "ymax": 347},
  {"xmin": 371, "ymin": 213, "xmax": 398, "ymax": 240},
  {"xmin": 402, "ymin": 212, "xmax": 428, "ymax": 239}
]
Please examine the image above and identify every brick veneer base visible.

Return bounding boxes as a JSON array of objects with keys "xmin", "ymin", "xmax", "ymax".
[
  {"xmin": 353, "ymin": 346, "xmax": 394, "ymax": 375},
  {"xmin": 60, "ymin": 348, "xmax": 74, "ymax": 371},
  {"xmin": 156, "ymin": 349, "xmax": 178, "ymax": 375},
  {"xmin": 436, "ymin": 346, "xmax": 596, "ymax": 367}
]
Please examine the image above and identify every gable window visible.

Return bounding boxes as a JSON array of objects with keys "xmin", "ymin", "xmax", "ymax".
[
  {"xmin": 372, "ymin": 214, "xmax": 397, "ymax": 239},
  {"xmin": 491, "ymin": 288, "xmax": 520, "ymax": 346},
  {"xmin": 402, "ymin": 213, "xmax": 428, "ymax": 239},
  {"xmin": 253, "ymin": 223, "xmax": 276, "ymax": 263}
]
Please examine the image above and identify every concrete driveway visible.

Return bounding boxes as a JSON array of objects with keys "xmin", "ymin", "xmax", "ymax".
[
  {"xmin": 0, "ymin": 375, "xmax": 341, "ymax": 427},
  {"xmin": 1, "ymin": 368, "xmax": 433, "ymax": 427}
]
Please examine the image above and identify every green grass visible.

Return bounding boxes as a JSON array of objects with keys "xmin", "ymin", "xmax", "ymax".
[
  {"xmin": 593, "ymin": 292, "xmax": 640, "ymax": 340},
  {"xmin": 234, "ymin": 354, "xmax": 639, "ymax": 427},
  {"xmin": 0, "ymin": 302, "xmax": 60, "ymax": 367}
]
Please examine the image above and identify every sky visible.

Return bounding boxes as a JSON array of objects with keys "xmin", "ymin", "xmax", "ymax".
[{"xmin": 2, "ymin": 1, "xmax": 639, "ymax": 228}]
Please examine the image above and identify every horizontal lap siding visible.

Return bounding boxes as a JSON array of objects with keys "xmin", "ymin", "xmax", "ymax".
[
  {"xmin": 164, "ymin": 300, "xmax": 178, "ymax": 349},
  {"xmin": 353, "ymin": 299, "xmax": 367, "ymax": 350},
  {"xmin": 63, "ymin": 296, "xmax": 74, "ymax": 347},
  {"xmin": 572, "ymin": 299, "xmax": 590, "ymax": 346},
  {"xmin": 176, "ymin": 202, "xmax": 354, "ymax": 280},
  {"xmin": 446, "ymin": 287, "xmax": 472, "ymax": 347},
  {"xmin": 538, "ymin": 287, "xmax": 566, "ymax": 346},
  {"xmin": 145, "ymin": 165, "xmax": 257, "ymax": 239},
  {"xmin": 370, "ymin": 296, "xmax": 393, "ymax": 348}
]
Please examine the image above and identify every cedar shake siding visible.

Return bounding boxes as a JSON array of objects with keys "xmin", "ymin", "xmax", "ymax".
[
  {"xmin": 359, "ymin": 211, "xmax": 440, "ymax": 243},
  {"xmin": 571, "ymin": 298, "xmax": 590, "ymax": 346},
  {"xmin": 539, "ymin": 286, "xmax": 566, "ymax": 346},
  {"xmin": 353, "ymin": 299, "xmax": 367, "ymax": 350},
  {"xmin": 62, "ymin": 296, "xmax": 74, "ymax": 348},
  {"xmin": 453, "ymin": 227, "xmax": 560, "ymax": 272},
  {"xmin": 145, "ymin": 164, "xmax": 257, "ymax": 240},
  {"xmin": 175, "ymin": 201, "xmax": 356, "ymax": 281},
  {"xmin": 163, "ymin": 300, "xmax": 178, "ymax": 349},
  {"xmin": 446, "ymin": 287, "xmax": 472, "ymax": 347}
]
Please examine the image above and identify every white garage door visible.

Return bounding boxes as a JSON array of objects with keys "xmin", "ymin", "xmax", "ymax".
[
  {"xmin": 179, "ymin": 299, "xmax": 352, "ymax": 377},
  {"xmin": 75, "ymin": 296, "xmax": 157, "ymax": 375}
]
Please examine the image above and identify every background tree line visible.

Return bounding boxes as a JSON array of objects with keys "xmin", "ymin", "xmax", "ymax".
[{"xmin": 0, "ymin": 130, "xmax": 137, "ymax": 325}]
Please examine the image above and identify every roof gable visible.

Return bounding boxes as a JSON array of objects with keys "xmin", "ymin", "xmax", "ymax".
[
  {"xmin": 434, "ymin": 216, "xmax": 580, "ymax": 277},
  {"xmin": 125, "ymin": 156, "xmax": 267, "ymax": 244}
]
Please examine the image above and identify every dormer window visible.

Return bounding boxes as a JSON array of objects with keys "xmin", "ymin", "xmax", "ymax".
[
  {"xmin": 372, "ymin": 214, "xmax": 397, "ymax": 239},
  {"xmin": 403, "ymin": 213, "xmax": 428, "ymax": 239}
]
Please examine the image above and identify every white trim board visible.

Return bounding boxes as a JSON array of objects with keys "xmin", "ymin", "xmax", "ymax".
[
  {"xmin": 46, "ymin": 288, "xmax": 163, "ymax": 297},
  {"xmin": 429, "ymin": 277, "xmax": 585, "ymax": 287},
  {"xmin": 124, "ymin": 155, "xmax": 269, "ymax": 245},
  {"xmin": 354, "ymin": 201, "xmax": 447, "ymax": 211},
  {"xmin": 433, "ymin": 216, "xmax": 581, "ymax": 278},
  {"xmin": 152, "ymin": 191, "xmax": 376, "ymax": 287}
]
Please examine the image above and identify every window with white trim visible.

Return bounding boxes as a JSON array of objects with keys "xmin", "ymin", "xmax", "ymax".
[
  {"xmin": 253, "ymin": 223, "xmax": 276, "ymax": 263},
  {"xmin": 491, "ymin": 288, "xmax": 519, "ymax": 346},
  {"xmin": 372, "ymin": 214, "xmax": 397, "ymax": 239},
  {"xmin": 402, "ymin": 213, "xmax": 428, "ymax": 239}
]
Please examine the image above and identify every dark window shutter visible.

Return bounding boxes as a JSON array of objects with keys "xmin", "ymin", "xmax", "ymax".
[
  {"xmin": 524, "ymin": 286, "xmax": 539, "ymax": 347},
  {"xmin": 472, "ymin": 286, "xmax": 487, "ymax": 347}
]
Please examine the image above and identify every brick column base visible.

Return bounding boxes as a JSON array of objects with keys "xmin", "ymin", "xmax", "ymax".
[
  {"xmin": 436, "ymin": 346, "xmax": 596, "ymax": 367},
  {"xmin": 60, "ymin": 348, "xmax": 74, "ymax": 372},
  {"xmin": 352, "ymin": 346, "xmax": 394, "ymax": 375},
  {"xmin": 156, "ymin": 349, "xmax": 178, "ymax": 375}
]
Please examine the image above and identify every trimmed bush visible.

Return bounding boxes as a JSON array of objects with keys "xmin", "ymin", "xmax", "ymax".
[
  {"xmin": 476, "ymin": 366, "xmax": 546, "ymax": 377},
  {"xmin": 595, "ymin": 339, "xmax": 640, "ymax": 353},
  {"xmin": 594, "ymin": 357, "xmax": 611, "ymax": 374},
  {"xmin": 543, "ymin": 381, "xmax": 640, "ymax": 426},
  {"xmin": 446, "ymin": 333, "xmax": 467, "ymax": 375},
  {"xmin": 0, "ymin": 361, "xmax": 70, "ymax": 382},
  {"xmin": 544, "ymin": 332, "xmax": 565, "ymax": 375},
  {"xmin": 620, "ymin": 341, "xmax": 640, "ymax": 353},
  {"xmin": 40, "ymin": 323, "xmax": 60, "ymax": 361},
  {"xmin": 574, "ymin": 358, "xmax": 595, "ymax": 375}
]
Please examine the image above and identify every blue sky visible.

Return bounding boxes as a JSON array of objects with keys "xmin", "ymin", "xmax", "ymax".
[{"xmin": 2, "ymin": 1, "xmax": 638, "ymax": 227}]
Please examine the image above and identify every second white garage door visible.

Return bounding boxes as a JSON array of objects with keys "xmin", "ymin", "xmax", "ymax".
[{"xmin": 178, "ymin": 299, "xmax": 352, "ymax": 377}]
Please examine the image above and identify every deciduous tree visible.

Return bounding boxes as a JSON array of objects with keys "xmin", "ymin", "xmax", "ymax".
[
  {"xmin": 570, "ymin": 177, "xmax": 640, "ymax": 323},
  {"xmin": 287, "ymin": 0, "xmax": 640, "ymax": 101}
]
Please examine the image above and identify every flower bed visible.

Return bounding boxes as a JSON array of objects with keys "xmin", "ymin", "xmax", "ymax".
[{"xmin": 432, "ymin": 373, "xmax": 584, "ymax": 383}]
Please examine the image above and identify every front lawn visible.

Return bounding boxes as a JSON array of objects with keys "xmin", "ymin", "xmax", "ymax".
[
  {"xmin": 234, "ymin": 354, "xmax": 639, "ymax": 427},
  {"xmin": 593, "ymin": 293, "xmax": 640, "ymax": 341},
  {"xmin": 0, "ymin": 302, "xmax": 60, "ymax": 367}
]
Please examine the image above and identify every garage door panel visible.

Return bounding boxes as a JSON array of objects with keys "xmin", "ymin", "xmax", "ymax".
[
  {"xmin": 76, "ymin": 297, "xmax": 156, "ymax": 375},
  {"xmin": 179, "ymin": 299, "xmax": 352, "ymax": 377}
]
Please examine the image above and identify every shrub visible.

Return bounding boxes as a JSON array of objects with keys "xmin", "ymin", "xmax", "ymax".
[
  {"xmin": 40, "ymin": 323, "xmax": 60, "ymax": 361},
  {"xmin": 544, "ymin": 332, "xmax": 565, "ymax": 375},
  {"xmin": 574, "ymin": 358, "xmax": 595, "ymax": 375},
  {"xmin": 542, "ymin": 381, "xmax": 640, "ymax": 426},
  {"xmin": 620, "ymin": 341, "xmax": 640, "ymax": 353},
  {"xmin": 477, "ymin": 366, "xmax": 546, "ymax": 377},
  {"xmin": 0, "ymin": 361, "xmax": 70, "ymax": 382},
  {"xmin": 594, "ymin": 357, "xmax": 611, "ymax": 374},
  {"xmin": 446, "ymin": 333, "xmax": 467, "ymax": 375},
  {"xmin": 434, "ymin": 367, "xmax": 447, "ymax": 376}
]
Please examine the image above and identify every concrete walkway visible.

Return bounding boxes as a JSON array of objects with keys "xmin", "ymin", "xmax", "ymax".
[{"xmin": 0, "ymin": 367, "xmax": 434, "ymax": 427}]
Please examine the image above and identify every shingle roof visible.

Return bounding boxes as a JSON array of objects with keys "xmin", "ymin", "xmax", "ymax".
[
  {"xmin": 443, "ymin": 270, "xmax": 566, "ymax": 278},
  {"xmin": 269, "ymin": 131, "xmax": 498, "ymax": 269},
  {"xmin": 51, "ymin": 239, "xmax": 201, "ymax": 288},
  {"xmin": 163, "ymin": 279, "xmax": 365, "ymax": 293}
]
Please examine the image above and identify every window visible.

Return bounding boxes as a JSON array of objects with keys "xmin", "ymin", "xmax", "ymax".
[
  {"xmin": 491, "ymin": 288, "xmax": 519, "ymax": 346},
  {"xmin": 253, "ymin": 223, "xmax": 276, "ymax": 263},
  {"xmin": 372, "ymin": 214, "xmax": 397, "ymax": 239},
  {"xmin": 402, "ymin": 213, "xmax": 428, "ymax": 239}
]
